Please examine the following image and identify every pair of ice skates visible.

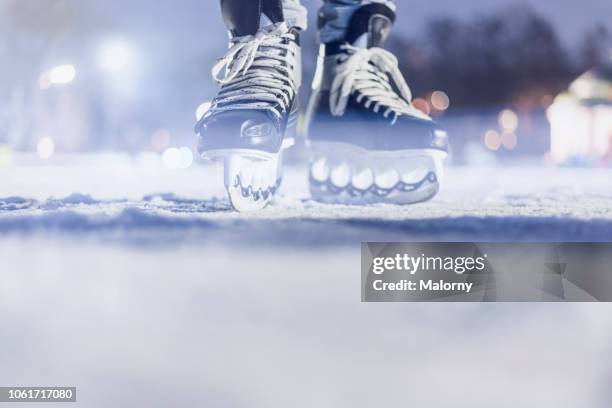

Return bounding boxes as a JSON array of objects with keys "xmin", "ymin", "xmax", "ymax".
[{"xmin": 195, "ymin": 1, "xmax": 449, "ymax": 212}]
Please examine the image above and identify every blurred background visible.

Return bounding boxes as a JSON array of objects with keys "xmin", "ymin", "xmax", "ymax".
[{"xmin": 0, "ymin": 0, "xmax": 611, "ymax": 168}]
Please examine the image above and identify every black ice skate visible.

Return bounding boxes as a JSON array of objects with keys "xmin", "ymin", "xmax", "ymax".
[
  {"xmin": 195, "ymin": 0, "xmax": 303, "ymax": 212},
  {"xmin": 305, "ymin": 3, "xmax": 449, "ymax": 205}
]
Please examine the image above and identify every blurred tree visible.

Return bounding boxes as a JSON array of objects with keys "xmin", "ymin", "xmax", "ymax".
[
  {"xmin": 581, "ymin": 24, "xmax": 611, "ymax": 69},
  {"xmin": 393, "ymin": 5, "xmax": 580, "ymax": 108}
]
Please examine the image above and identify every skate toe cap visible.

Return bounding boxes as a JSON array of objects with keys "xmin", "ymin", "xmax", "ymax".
[{"xmin": 197, "ymin": 110, "xmax": 282, "ymax": 153}]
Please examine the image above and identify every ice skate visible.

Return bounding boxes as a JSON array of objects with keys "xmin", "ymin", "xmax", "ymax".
[
  {"xmin": 195, "ymin": 0, "xmax": 305, "ymax": 212},
  {"xmin": 305, "ymin": 2, "xmax": 449, "ymax": 205}
]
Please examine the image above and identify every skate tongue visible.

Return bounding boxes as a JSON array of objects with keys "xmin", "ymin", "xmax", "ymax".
[
  {"xmin": 259, "ymin": 14, "xmax": 274, "ymax": 29},
  {"xmin": 347, "ymin": 4, "xmax": 395, "ymax": 48},
  {"xmin": 221, "ymin": 0, "xmax": 285, "ymax": 37}
]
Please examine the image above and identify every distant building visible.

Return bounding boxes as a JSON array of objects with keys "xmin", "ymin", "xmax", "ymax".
[{"xmin": 547, "ymin": 54, "xmax": 612, "ymax": 165}]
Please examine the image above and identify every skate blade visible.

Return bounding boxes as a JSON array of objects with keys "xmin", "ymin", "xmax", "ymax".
[
  {"xmin": 204, "ymin": 150, "xmax": 283, "ymax": 212},
  {"xmin": 308, "ymin": 142, "xmax": 447, "ymax": 205}
]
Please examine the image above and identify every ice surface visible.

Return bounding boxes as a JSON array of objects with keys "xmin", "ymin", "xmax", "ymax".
[
  {"xmin": 0, "ymin": 157, "xmax": 611, "ymax": 407},
  {"xmin": 0, "ymin": 158, "xmax": 611, "ymax": 243}
]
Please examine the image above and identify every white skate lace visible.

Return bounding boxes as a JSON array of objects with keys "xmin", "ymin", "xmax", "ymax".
[
  {"xmin": 329, "ymin": 44, "xmax": 430, "ymax": 124},
  {"xmin": 206, "ymin": 22, "xmax": 299, "ymax": 122}
]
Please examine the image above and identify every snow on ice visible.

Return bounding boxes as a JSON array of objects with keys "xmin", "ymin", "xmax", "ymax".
[{"xmin": 0, "ymin": 158, "xmax": 611, "ymax": 243}]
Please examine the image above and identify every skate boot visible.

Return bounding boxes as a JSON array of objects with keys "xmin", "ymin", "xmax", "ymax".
[
  {"xmin": 305, "ymin": 2, "xmax": 449, "ymax": 205},
  {"xmin": 195, "ymin": 0, "xmax": 306, "ymax": 212}
]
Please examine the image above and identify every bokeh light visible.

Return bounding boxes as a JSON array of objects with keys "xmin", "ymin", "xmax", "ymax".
[
  {"xmin": 484, "ymin": 130, "xmax": 502, "ymax": 151},
  {"xmin": 178, "ymin": 147, "xmax": 194, "ymax": 169},
  {"xmin": 48, "ymin": 64, "xmax": 76, "ymax": 85},
  {"xmin": 97, "ymin": 39, "xmax": 135, "ymax": 73},
  {"xmin": 38, "ymin": 64, "xmax": 76, "ymax": 89},
  {"xmin": 37, "ymin": 137, "xmax": 55, "ymax": 160},
  {"xmin": 498, "ymin": 109, "xmax": 519, "ymax": 133},
  {"xmin": 430, "ymin": 91, "xmax": 450, "ymax": 111},
  {"xmin": 0, "ymin": 145, "xmax": 13, "ymax": 167},
  {"xmin": 162, "ymin": 147, "xmax": 193, "ymax": 169},
  {"xmin": 412, "ymin": 98, "xmax": 431, "ymax": 116}
]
